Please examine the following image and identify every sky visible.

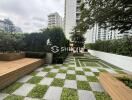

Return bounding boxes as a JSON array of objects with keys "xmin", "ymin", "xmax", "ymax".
[{"xmin": 0, "ymin": 0, "xmax": 64, "ymax": 33}]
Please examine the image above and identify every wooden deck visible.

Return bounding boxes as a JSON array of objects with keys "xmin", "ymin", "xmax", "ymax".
[
  {"xmin": 0, "ymin": 58, "xmax": 44, "ymax": 90},
  {"xmin": 99, "ymin": 73, "xmax": 132, "ymax": 100}
]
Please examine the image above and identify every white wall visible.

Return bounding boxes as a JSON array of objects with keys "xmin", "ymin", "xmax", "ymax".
[{"xmin": 89, "ymin": 50, "xmax": 132, "ymax": 72}]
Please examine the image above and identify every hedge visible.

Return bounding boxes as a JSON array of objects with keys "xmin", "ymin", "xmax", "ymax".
[{"xmin": 85, "ymin": 37, "xmax": 132, "ymax": 57}]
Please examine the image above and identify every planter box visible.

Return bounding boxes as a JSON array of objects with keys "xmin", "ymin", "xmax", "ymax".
[
  {"xmin": 0, "ymin": 52, "xmax": 25, "ymax": 61},
  {"xmin": 99, "ymin": 73, "xmax": 132, "ymax": 100}
]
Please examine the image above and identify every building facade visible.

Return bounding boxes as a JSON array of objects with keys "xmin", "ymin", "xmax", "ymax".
[
  {"xmin": 64, "ymin": 0, "xmax": 83, "ymax": 39},
  {"xmin": 48, "ymin": 12, "xmax": 63, "ymax": 29},
  {"xmin": 86, "ymin": 23, "xmax": 132, "ymax": 43}
]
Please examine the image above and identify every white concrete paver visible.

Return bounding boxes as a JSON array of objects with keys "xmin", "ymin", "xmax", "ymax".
[
  {"xmin": 13, "ymin": 83, "xmax": 35, "ymax": 96},
  {"xmin": 78, "ymin": 90, "xmax": 96, "ymax": 100},
  {"xmin": 64, "ymin": 80, "xmax": 77, "ymax": 89},
  {"xmin": 39, "ymin": 78, "xmax": 54, "ymax": 85},
  {"xmin": 44, "ymin": 86, "xmax": 62, "ymax": 100},
  {"xmin": 18, "ymin": 75, "xmax": 33, "ymax": 83}
]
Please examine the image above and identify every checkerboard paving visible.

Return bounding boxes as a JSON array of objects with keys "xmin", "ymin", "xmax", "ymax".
[{"xmin": 0, "ymin": 55, "xmax": 125, "ymax": 100}]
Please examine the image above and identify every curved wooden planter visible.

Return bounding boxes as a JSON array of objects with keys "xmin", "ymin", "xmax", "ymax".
[
  {"xmin": 0, "ymin": 52, "xmax": 25, "ymax": 61},
  {"xmin": 99, "ymin": 73, "xmax": 132, "ymax": 100}
]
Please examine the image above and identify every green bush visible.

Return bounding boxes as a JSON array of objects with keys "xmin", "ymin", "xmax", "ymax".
[
  {"xmin": 86, "ymin": 37, "xmax": 132, "ymax": 57},
  {"xmin": 118, "ymin": 77, "xmax": 132, "ymax": 89},
  {"xmin": 25, "ymin": 52, "xmax": 46, "ymax": 59}
]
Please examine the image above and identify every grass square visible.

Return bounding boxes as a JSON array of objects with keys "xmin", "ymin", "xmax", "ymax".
[
  {"xmin": 28, "ymin": 85, "xmax": 48, "ymax": 98},
  {"xmin": 53, "ymin": 66, "xmax": 60, "ymax": 69},
  {"xmin": 76, "ymin": 71, "xmax": 84, "ymax": 75},
  {"xmin": 115, "ymin": 70, "xmax": 126, "ymax": 74},
  {"xmin": 94, "ymin": 92, "xmax": 112, "ymax": 100},
  {"xmin": 51, "ymin": 78, "xmax": 64, "ymax": 87},
  {"xmin": 83, "ymin": 68, "xmax": 91, "ymax": 72},
  {"xmin": 86, "ymin": 62, "xmax": 98, "ymax": 67},
  {"xmin": 46, "ymin": 72, "xmax": 56, "ymax": 78},
  {"xmin": 30, "ymin": 71, "xmax": 37, "ymax": 76},
  {"xmin": 98, "ymin": 69, "xmax": 108, "ymax": 72},
  {"xmin": 87, "ymin": 76, "xmax": 98, "ymax": 82},
  {"xmin": 94, "ymin": 72, "xmax": 100, "ymax": 76},
  {"xmin": 61, "ymin": 88, "xmax": 78, "ymax": 100},
  {"xmin": 2, "ymin": 82, "xmax": 22, "ymax": 94},
  {"xmin": 77, "ymin": 81, "xmax": 91, "ymax": 90},
  {"xmin": 68, "ymin": 67, "xmax": 75, "ymax": 70},
  {"xmin": 66, "ymin": 74, "xmax": 76, "ymax": 80},
  {"xmin": 28, "ymin": 76, "xmax": 43, "ymax": 84},
  {"xmin": 43, "ymin": 68, "xmax": 51, "ymax": 72},
  {"xmin": 4, "ymin": 95, "xmax": 24, "ymax": 100},
  {"xmin": 59, "ymin": 69, "xmax": 67, "ymax": 73}
]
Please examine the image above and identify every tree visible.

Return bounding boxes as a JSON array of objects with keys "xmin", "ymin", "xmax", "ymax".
[
  {"xmin": 71, "ymin": 33, "xmax": 85, "ymax": 53},
  {"xmin": 77, "ymin": 0, "xmax": 132, "ymax": 33}
]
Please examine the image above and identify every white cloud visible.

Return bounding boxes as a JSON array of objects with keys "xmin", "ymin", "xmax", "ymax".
[{"xmin": 0, "ymin": 0, "xmax": 64, "ymax": 33}]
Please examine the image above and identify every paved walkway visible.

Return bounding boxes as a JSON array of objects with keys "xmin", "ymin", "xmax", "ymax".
[{"xmin": 0, "ymin": 55, "xmax": 125, "ymax": 100}]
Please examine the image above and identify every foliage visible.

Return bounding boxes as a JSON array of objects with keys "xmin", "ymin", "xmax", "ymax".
[
  {"xmin": 0, "ymin": 27, "xmax": 69, "ymax": 63},
  {"xmin": 47, "ymin": 27, "xmax": 69, "ymax": 64},
  {"xmin": 118, "ymin": 76, "xmax": 132, "ymax": 89},
  {"xmin": 71, "ymin": 34, "xmax": 85, "ymax": 53},
  {"xmin": 76, "ymin": 0, "xmax": 132, "ymax": 33},
  {"xmin": 86, "ymin": 36, "xmax": 132, "ymax": 57},
  {"xmin": 25, "ymin": 52, "xmax": 46, "ymax": 59}
]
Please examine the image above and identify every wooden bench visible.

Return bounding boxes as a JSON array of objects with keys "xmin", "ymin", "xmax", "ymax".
[
  {"xmin": 99, "ymin": 73, "xmax": 132, "ymax": 100},
  {"xmin": 0, "ymin": 58, "xmax": 44, "ymax": 90}
]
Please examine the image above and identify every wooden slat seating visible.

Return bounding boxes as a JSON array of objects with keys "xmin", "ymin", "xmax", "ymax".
[
  {"xmin": 0, "ymin": 58, "xmax": 44, "ymax": 90},
  {"xmin": 99, "ymin": 73, "xmax": 132, "ymax": 100}
]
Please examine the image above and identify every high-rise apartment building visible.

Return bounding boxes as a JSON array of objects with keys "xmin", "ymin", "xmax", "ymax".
[
  {"xmin": 64, "ymin": 0, "xmax": 83, "ymax": 39},
  {"xmin": 48, "ymin": 12, "xmax": 63, "ymax": 29}
]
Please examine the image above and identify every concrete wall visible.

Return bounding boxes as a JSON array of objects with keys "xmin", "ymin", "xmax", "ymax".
[{"xmin": 89, "ymin": 50, "xmax": 132, "ymax": 72}]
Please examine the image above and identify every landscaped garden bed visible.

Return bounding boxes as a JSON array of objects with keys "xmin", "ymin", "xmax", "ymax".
[
  {"xmin": 0, "ymin": 52, "xmax": 25, "ymax": 61},
  {"xmin": 99, "ymin": 72, "xmax": 132, "ymax": 100}
]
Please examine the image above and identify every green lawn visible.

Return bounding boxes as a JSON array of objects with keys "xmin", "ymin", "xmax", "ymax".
[
  {"xmin": 51, "ymin": 78, "xmax": 64, "ymax": 87},
  {"xmin": 77, "ymin": 81, "xmax": 91, "ymax": 90},
  {"xmin": 2, "ymin": 82, "xmax": 22, "ymax": 94},
  {"xmin": 61, "ymin": 88, "xmax": 78, "ymax": 100},
  {"xmin": 4, "ymin": 95, "xmax": 24, "ymax": 100},
  {"xmin": 28, "ymin": 85, "xmax": 48, "ymax": 98},
  {"xmin": 28, "ymin": 76, "xmax": 43, "ymax": 84}
]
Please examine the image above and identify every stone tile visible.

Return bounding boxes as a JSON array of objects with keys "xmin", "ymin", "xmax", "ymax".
[
  {"xmin": 35, "ymin": 67, "xmax": 43, "ymax": 72},
  {"xmin": 89, "ymin": 82, "xmax": 104, "ymax": 92},
  {"xmin": 90, "ymin": 68, "xmax": 99, "ymax": 72},
  {"xmin": 0, "ymin": 93, "xmax": 9, "ymax": 100},
  {"xmin": 64, "ymin": 80, "xmax": 77, "ymax": 89},
  {"xmin": 24, "ymin": 97, "xmax": 40, "ymax": 100},
  {"xmin": 50, "ymin": 69, "xmax": 59, "ymax": 73},
  {"xmin": 55, "ymin": 73, "xmax": 66, "ymax": 79},
  {"xmin": 60, "ymin": 67, "xmax": 68, "ymax": 70},
  {"xmin": 13, "ymin": 83, "xmax": 35, "ymax": 96},
  {"xmin": 76, "ymin": 75, "xmax": 87, "ymax": 81},
  {"xmin": 67, "ymin": 70, "xmax": 76, "ymax": 74},
  {"xmin": 43, "ymin": 86, "xmax": 62, "ymax": 100},
  {"xmin": 18, "ymin": 75, "xmax": 33, "ymax": 83},
  {"xmin": 75, "ymin": 67, "xmax": 83, "ymax": 71},
  {"xmin": 36, "ymin": 72, "xmax": 48, "ymax": 77},
  {"xmin": 47, "ymin": 66, "xmax": 53, "ymax": 68},
  {"xmin": 84, "ymin": 72, "xmax": 95, "ymax": 76},
  {"xmin": 39, "ymin": 78, "xmax": 54, "ymax": 85},
  {"xmin": 78, "ymin": 90, "xmax": 96, "ymax": 100}
]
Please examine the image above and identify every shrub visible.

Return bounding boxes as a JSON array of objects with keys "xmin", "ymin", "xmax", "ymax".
[
  {"xmin": 86, "ymin": 37, "xmax": 132, "ymax": 57},
  {"xmin": 25, "ymin": 52, "xmax": 46, "ymax": 59}
]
